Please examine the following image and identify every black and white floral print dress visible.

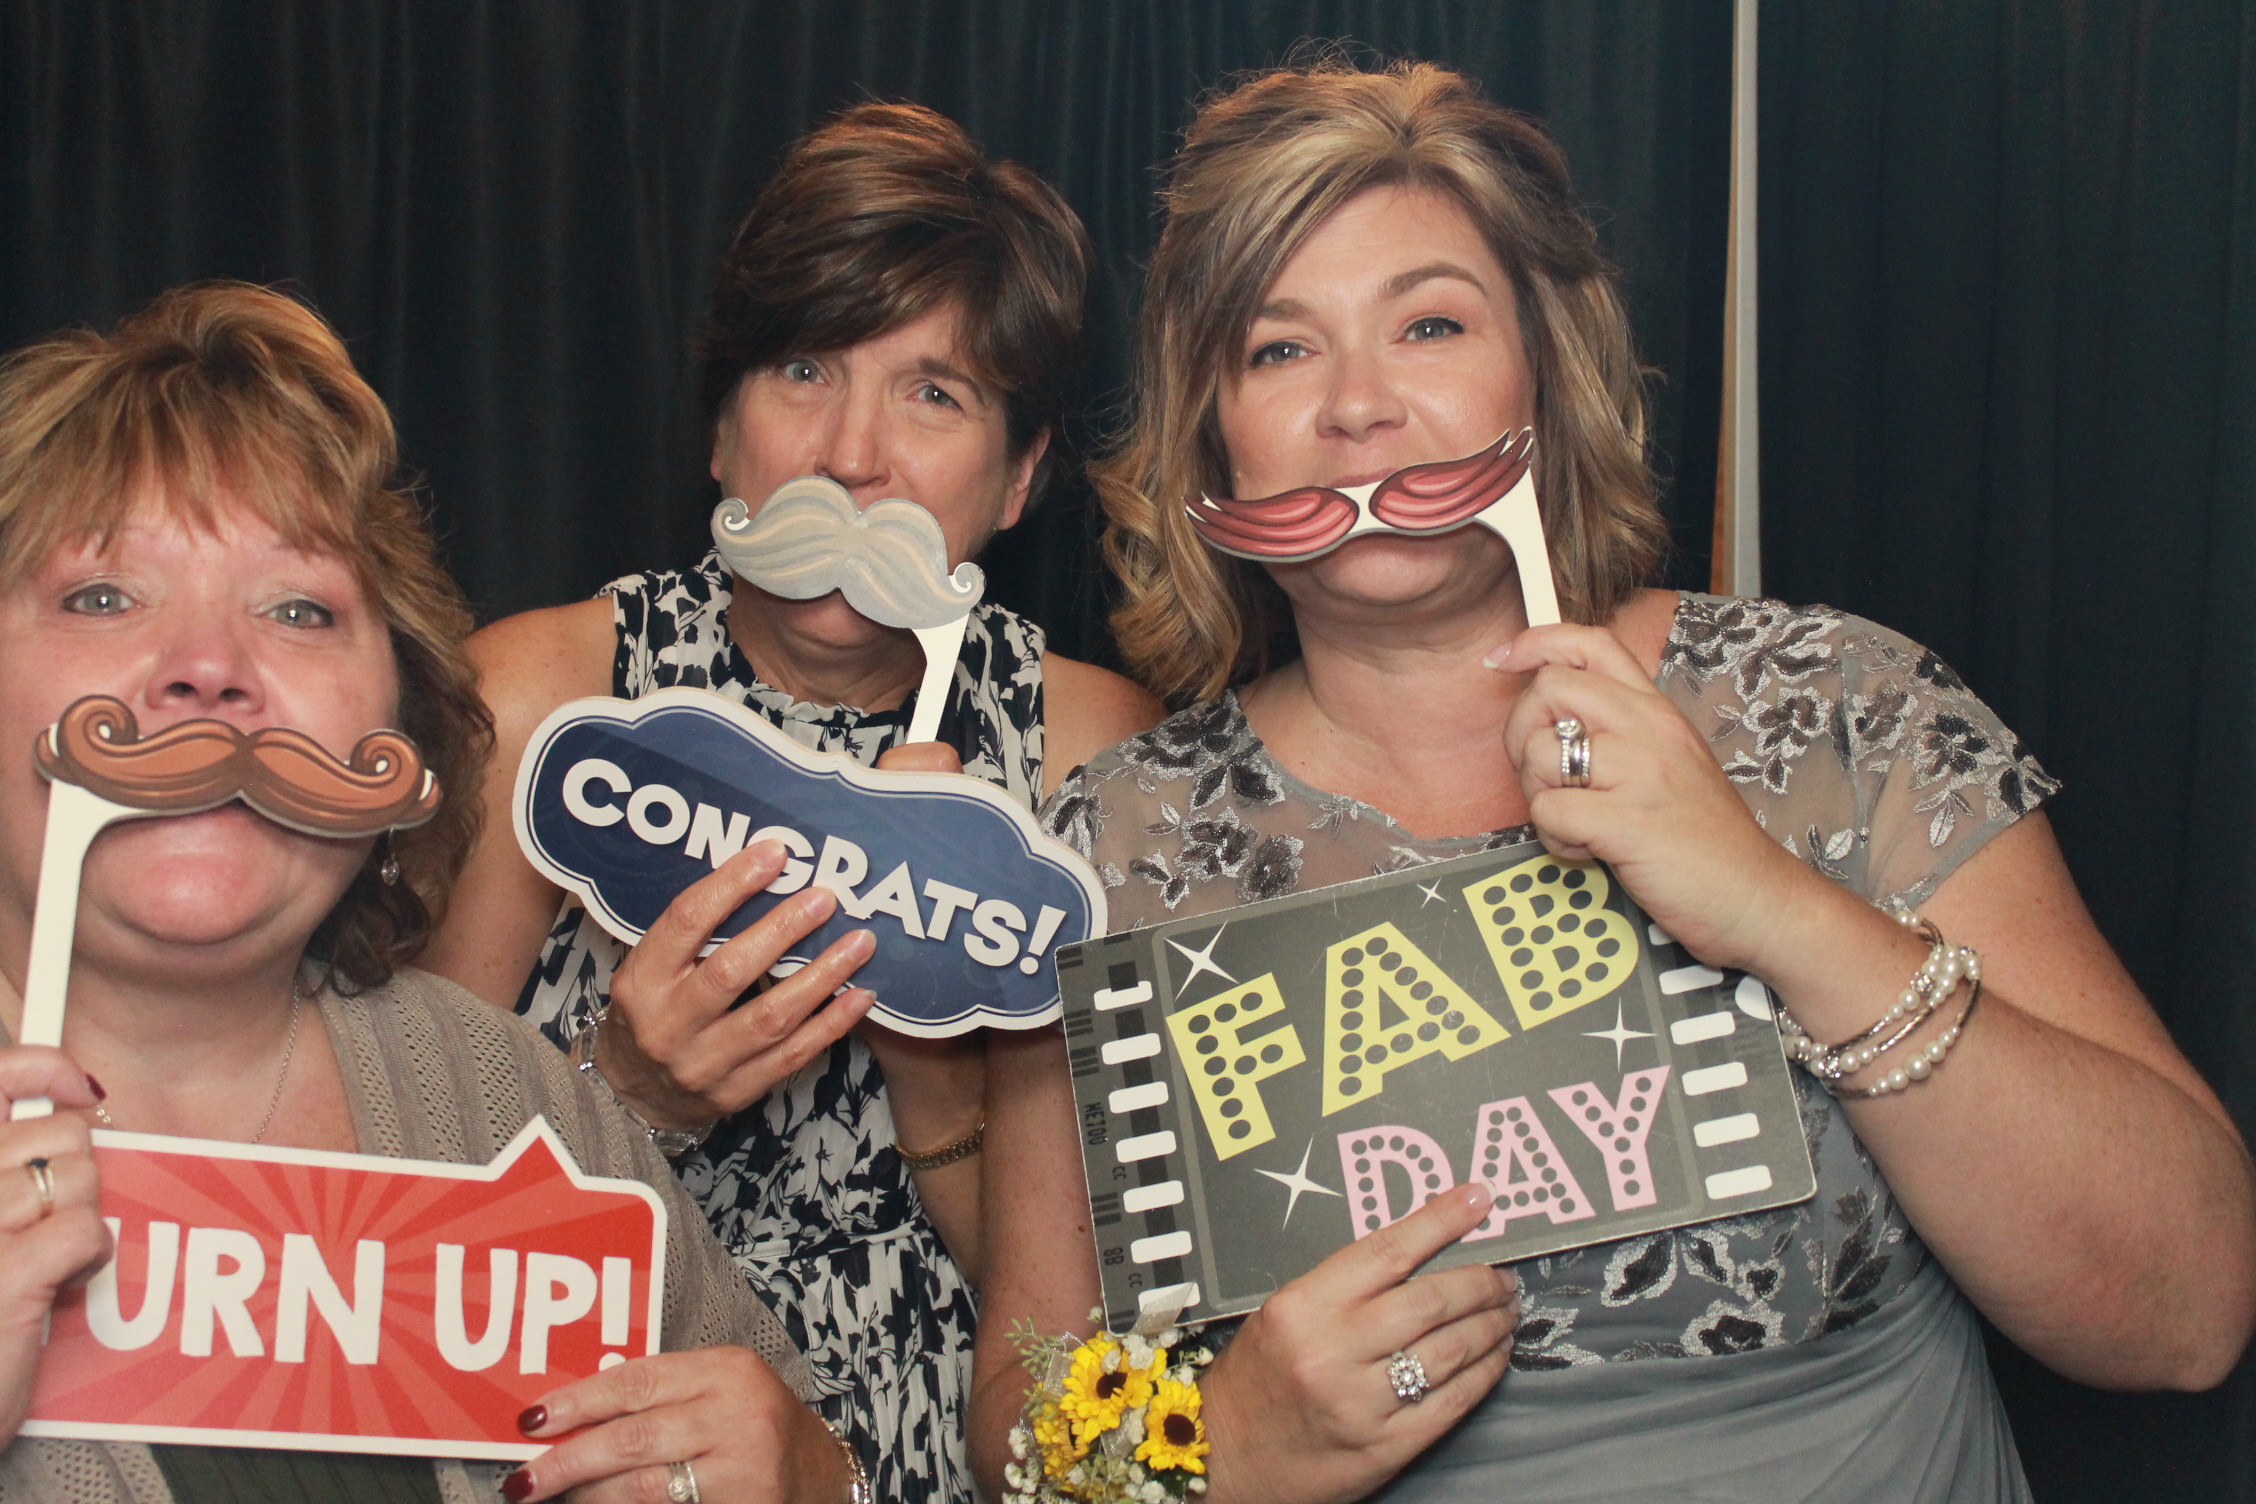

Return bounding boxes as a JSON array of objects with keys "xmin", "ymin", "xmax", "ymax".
[
  {"xmin": 518, "ymin": 549, "xmax": 1046, "ymax": 1504},
  {"xmin": 1042, "ymin": 596, "xmax": 2056, "ymax": 1369}
]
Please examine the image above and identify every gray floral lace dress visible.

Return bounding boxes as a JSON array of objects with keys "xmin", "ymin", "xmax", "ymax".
[
  {"xmin": 1041, "ymin": 595, "xmax": 2055, "ymax": 1498},
  {"xmin": 517, "ymin": 549, "xmax": 1046, "ymax": 1504}
]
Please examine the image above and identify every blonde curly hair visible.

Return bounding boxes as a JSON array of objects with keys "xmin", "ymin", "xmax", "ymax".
[{"xmin": 1097, "ymin": 60, "xmax": 1669, "ymax": 703}]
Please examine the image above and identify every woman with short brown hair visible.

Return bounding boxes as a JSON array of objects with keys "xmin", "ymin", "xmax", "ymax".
[
  {"xmin": 427, "ymin": 103, "xmax": 1160, "ymax": 1502},
  {"xmin": 976, "ymin": 61, "xmax": 2255, "ymax": 1502}
]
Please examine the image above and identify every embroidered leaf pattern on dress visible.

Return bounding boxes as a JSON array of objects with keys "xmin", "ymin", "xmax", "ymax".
[{"xmin": 1036, "ymin": 598, "xmax": 2056, "ymax": 1368}]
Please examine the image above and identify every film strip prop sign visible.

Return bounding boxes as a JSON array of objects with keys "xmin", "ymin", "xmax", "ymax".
[{"xmin": 1060, "ymin": 840, "xmax": 1816, "ymax": 1331}]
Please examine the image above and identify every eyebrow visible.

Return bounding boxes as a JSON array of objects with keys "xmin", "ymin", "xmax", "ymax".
[
  {"xmin": 1382, "ymin": 261, "xmax": 1489, "ymax": 299},
  {"xmin": 918, "ymin": 357, "xmax": 993, "ymax": 407},
  {"xmin": 1252, "ymin": 262, "xmax": 1492, "ymax": 325}
]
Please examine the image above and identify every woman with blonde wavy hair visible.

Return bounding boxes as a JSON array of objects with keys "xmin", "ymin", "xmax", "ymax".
[{"xmin": 973, "ymin": 60, "xmax": 2254, "ymax": 1502}]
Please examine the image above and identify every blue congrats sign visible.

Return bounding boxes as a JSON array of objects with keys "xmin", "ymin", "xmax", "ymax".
[{"xmin": 512, "ymin": 690, "xmax": 1107, "ymax": 1036}]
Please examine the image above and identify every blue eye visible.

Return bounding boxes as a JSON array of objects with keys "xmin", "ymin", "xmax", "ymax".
[
  {"xmin": 1406, "ymin": 316, "xmax": 1464, "ymax": 341},
  {"xmin": 915, "ymin": 381, "xmax": 963, "ymax": 410},
  {"xmin": 61, "ymin": 583, "xmax": 132, "ymax": 615},
  {"xmin": 780, "ymin": 358, "xmax": 821, "ymax": 383},
  {"xmin": 1248, "ymin": 339, "xmax": 1306, "ymax": 368},
  {"xmin": 268, "ymin": 598, "xmax": 335, "ymax": 629}
]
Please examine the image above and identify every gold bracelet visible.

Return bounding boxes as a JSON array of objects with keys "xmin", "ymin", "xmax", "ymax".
[
  {"xmin": 897, "ymin": 1117, "xmax": 985, "ymax": 1171},
  {"xmin": 823, "ymin": 1418, "xmax": 872, "ymax": 1504}
]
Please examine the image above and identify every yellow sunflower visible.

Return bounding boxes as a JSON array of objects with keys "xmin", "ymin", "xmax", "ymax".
[
  {"xmin": 1031, "ymin": 1400, "xmax": 1087, "ymax": 1477},
  {"xmin": 1060, "ymin": 1335, "xmax": 1165, "ymax": 1441},
  {"xmin": 1135, "ymin": 1377, "xmax": 1209, "ymax": 1474}
]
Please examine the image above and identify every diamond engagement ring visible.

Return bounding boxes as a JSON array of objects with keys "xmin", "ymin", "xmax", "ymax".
[
  {"xmin": 1555, "ymin": 716, "xmax": 1592, "ymax": 789},
  {"xmin": 665, "ymin": 1459, "xmax": 701, "ymax": 1503},
  {"xmin": 1386, "ymin": 1348, "xmax": 1432, "ymax": 1404}
]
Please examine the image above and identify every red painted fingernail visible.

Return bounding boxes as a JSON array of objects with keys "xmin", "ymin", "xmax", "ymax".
[
  {"xmin": 516, "ymin": 1404, "xmax": 546, "ymax": 1435},
  {"xmin": 501, "ymin": 1469, "xmax": 532, "ymax": 1501},
  {"xmin": 84, "ymin": 1074, "xmax": 105, "ymax": 1101}
]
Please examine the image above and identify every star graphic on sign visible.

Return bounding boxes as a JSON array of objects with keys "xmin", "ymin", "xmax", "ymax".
[
  {"xmin": 1256, "ymin": 1139, "xmax": 1343, "ymax": 1228},
  {"xmin": 1167, "ymin": 926, "xmax": 1236, "ymax": 994},
  {"xmin": 1417, "ymin": 879, "xmax": 1446, "ymax": 906},
  {"xmin": 1585, "ymin": 1001, "xmax": 1653, "ymax": 1069}
]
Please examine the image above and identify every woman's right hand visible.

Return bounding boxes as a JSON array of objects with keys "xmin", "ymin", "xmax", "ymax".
[
  {"xmin": 1199, "ymin": 1182, "xmax": 1517, "ymax": 1504},
  {"xmin": 596, "ymin": 841, "xmax": 879, "ymax": 1134},
  {"xmin": 0, "ymin": 1049, "xmax": 110, "ymax": 1444}
]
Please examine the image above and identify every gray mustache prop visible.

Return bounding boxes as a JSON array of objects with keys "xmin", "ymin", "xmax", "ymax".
[
  {"xmin": 712, "ymin": 477, "xmax": 984, "ymax": 631},
  {"xmin": 711, "ymin": 476, "xmax": 986, "ymax": 743}
]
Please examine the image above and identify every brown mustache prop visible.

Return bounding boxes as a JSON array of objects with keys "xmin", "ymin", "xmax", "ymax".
[{"xmin": 36, "ymin": 696, "xmax": 440, "ymax": 837}]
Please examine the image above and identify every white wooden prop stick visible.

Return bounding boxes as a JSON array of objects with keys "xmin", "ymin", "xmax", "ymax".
[
  {"xmin": 1184, "ymin": 428, "xmax": 1562, "ymax": 627},
  {"xmin": 15, "ymin": 696, "xmax": 441, "ymax": 1119},
  {"xmin": 712, "ymin": 476, "xmax": 986, "ymax": 745}
]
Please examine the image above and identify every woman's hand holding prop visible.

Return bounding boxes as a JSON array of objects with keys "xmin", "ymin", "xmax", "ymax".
[
  {"xmin": 0, "ymin": 1046, "xmax": 114, "ymax": 1445},
  {"xmin": 596, "ymin": 843, "xmax": 879, "ymax": 1138},
  {"xmin": 713, "ymin": 476, "xmax": 986, "ymax": 743},
  {"xmin": 1490, "ymin": 626, "xmax": 1817, "ymax": 973},
  {"xmin": 1196, "ymin": 1183, "xmax": 1517, "ymax": 1504},
  {"xmin": 18, "ymin": 696, "xmax": 440, "ymax": 1119},
  {"xmin": 507, "ymin": 1345, "xmax": 852, "ymax": 1504}
]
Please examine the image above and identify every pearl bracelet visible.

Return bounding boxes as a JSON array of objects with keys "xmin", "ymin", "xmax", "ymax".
[{"xmin": 1778, "ymin": 909, "xmax": 1982, "ymax": 1093}]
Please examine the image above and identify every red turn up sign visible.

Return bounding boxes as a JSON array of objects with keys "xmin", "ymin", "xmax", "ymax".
[{"xmin": 20, "ymin": 1118, "xmax": 665, "ymax": 1461}]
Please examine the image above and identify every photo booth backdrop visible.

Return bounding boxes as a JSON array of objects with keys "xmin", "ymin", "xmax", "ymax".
[
  {"xmin": 1759, "ymin": 6, "xmax": 2256, "ymax": 1495},
  {"xmin": 2, "ymin": 1, "xmax": 2251, "ymax": 1498}
]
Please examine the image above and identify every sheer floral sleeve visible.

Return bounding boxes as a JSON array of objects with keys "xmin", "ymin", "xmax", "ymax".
[{"xmin": 1658, "ymin": 595, "xmax": 2058, "ymax": 908}]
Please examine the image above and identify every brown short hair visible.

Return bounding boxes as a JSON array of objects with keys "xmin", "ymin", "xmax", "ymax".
[
  {"xmin": 699, "ymin": 102, "xmax": 1092, "ymax": 501},
  {"xmin": 0, "ymin": 283, "xmax": 492, "ymax": 991},
  {"xmin": 1097, "ymin": 61, "xmax": 1670, "ymax": 702}
]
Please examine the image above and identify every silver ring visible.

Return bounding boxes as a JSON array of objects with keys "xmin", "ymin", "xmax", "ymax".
[
  {"xmin": 1555, "ymin": 717, "xmax": 1592, "ymax": 789},
  {"xmin": 665, "ymin": 1459, "xmax": 701, "ymax": 1504},
  {"xmin": 1386, "ymin": 1348, "xmax": 1431, "ymax": 1404},
  {"xmin": 24, "ymin": 1158, "xmax": 54, "ymax": 1219}
]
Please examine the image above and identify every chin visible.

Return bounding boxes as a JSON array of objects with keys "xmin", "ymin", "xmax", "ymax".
[
  {"xmin": 1291, "ymin": 532, "xmax": 1511, "ymax": 611},
  {"xmin": 777, "ymin": 593, "xmax": 900, "ymax": 654},
  {"xmin": 80, "ymin": 817, "xmax": 352, "ymax": 953}
]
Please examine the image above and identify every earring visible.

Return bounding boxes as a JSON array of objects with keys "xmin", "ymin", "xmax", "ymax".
[{"xmin": 378, "ymin": 838, "xmax": 401, "ymax": 887}]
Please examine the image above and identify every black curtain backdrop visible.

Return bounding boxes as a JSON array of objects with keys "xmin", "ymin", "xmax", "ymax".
[
  {"xmin": 0, "ymin": 0, "xmax": 1730, "ymax": 661},
  {"xmin": 1761, "ymin": 3, "xmax": 2256, "ymax": 1499}
]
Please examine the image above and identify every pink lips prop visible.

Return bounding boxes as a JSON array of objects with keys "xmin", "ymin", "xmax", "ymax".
[{"xmin": 1185, "ymin": 429, "xmax": 1534, "ymax": 563}]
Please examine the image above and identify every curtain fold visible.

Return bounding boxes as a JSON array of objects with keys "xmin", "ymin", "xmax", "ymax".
[
  {"xmin": 1760, "ymin": 4, "xmax": 2256, "ymax": 1497},
  {"xmin": 0, "ymin": 0, "xmax": 1731, "ymax": 659}
]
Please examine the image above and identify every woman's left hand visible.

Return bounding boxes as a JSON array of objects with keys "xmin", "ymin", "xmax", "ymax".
[
  {"xmin": 1494, "ymin": 623, "xmax": 1818, "ymax": 973},
  {"xmin": 505, "ymin": 1347, "xmax": 850, "ymax": 1503}
]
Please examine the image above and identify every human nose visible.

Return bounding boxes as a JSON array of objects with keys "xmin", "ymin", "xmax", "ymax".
[
  {"xmin": 812, "ymin": 379, "xmax": 890, "ymax": 499},
  {"xmin": 1316, "ymin": 338, "xmax": 1408, "ymax": 444},
  {"xmin": 139, "ymin": 604, "xmax": 263, "ymax": 720}
]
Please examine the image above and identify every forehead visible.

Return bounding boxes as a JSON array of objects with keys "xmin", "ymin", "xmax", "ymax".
[
  {"xmin": 16, "ymin": 486, "xmax": 358, "ymax": 587},
  {"xmin": 1264, "ymin": 184, "xmax": 1509, "ymax": 303},
  {"xmin": 839, "ymin": 299, "xmax": 975, "ymax": 366}
]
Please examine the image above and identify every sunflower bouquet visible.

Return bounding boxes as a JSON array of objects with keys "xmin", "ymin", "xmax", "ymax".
[{"xmin": 1004, "ymin": 1312, "xmax": 1215, "ymax": 1502}]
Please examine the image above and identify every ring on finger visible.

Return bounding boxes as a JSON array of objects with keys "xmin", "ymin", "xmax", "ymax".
[
  {"xmin": 24, "ymin": 1157, "xmax": 55, "ymax": 1220},
  {"xmin": 665, "ymin": 1459, "xmax": 701, "ymax": 1504},
  {"xmin": 1554, "ymin": 717, "xmax": 1593, "ymax": 789},
  {"xmin": 1386, "ymin": 1348, "xmax": 1431, "ymax": 1405}
]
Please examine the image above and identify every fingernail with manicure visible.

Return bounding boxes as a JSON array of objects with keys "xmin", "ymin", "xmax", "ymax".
[
  {"xmin": 1482, "ymin": 643, "xmax": 1512, "ymax": 669},
  {"xmin": 501, "ymin": 1469, "xmax": 532, "ymax": 1502},
  {"xmin": 85, "ymin": 1074, "xmax": 105, "ymax": 1101},
  {"xmin": 1459, "ymin": 1182, "xmax": 1497, "ymax": 1212},
  {"xmin": 516, "ymin": 1405, "xmax": 546, "ymax": 1435}
]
